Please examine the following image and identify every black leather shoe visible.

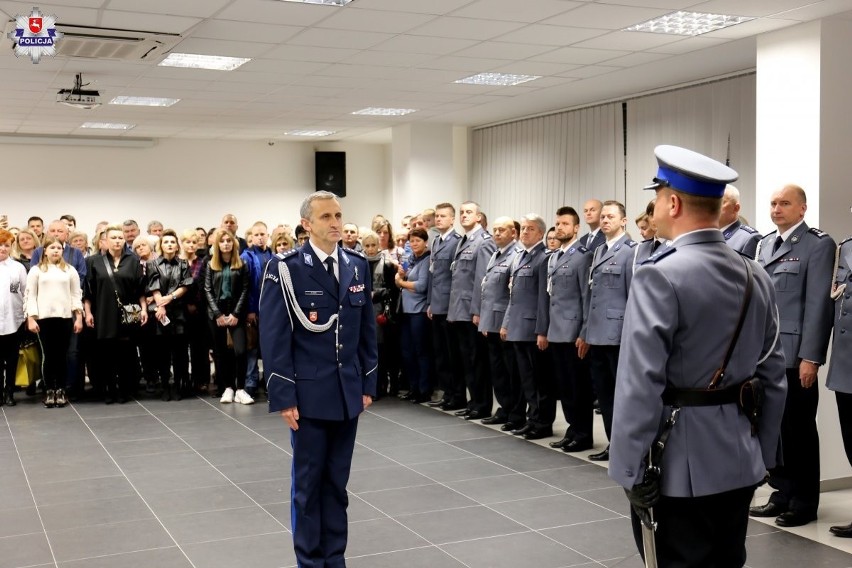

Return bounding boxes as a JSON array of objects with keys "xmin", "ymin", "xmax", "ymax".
[
  {"xmin": 427, "ymin": 399, "xmax": 448, "ymax": 407},
  {"xmin": 511, "ymin": 424, "xmax": 533, "ymax": 436},
  {"xmin": 399, "ymin": 392, "xmax": 417, "ymax": 401},
  {"xmin": 549, "ymin": 435, "xmax": 573, "ymax": 449},
  {"xmin": 441, "ymin": 402, "xmax": 466, "ymax": 411},
  {"xmin": 775, "ymin": 510, "xmax": 816, "ymax": 527},
  {"xmin": 464, "ymin": 411, "xmax": 490, "ymax": 421},
  {"xmin": 523, "ymin": 427, "xmax": 553, "ymax": 440},
  {"xmin": 412, "ymin": 394, "xmax": 432, "ymax": 403},
  {"xmin": 454, "ymin": 408, "xmax": 472, "ymax": 417},
  {"xmin": 500, "ymin": 422, "xmax": 521, "ymax": 432},
  {"xmin": 5, "ymin": 394, "xmax": 16, "ymax": 407},
  {"xmin": 562, "ymin": 438, "xmax": 594, "ymax": 452},
  {"xmin": 481, "ymin": 415, "xmax": 508, "ymax": 425},
  {"xmin": 830, "ymin": 522, "xmax": 852, "ymax": 537},
  {"xmin": 588, "ymin": 446, "xmax": 610, "ymax": 461},
  {"xmin": 749, "ymin": 502, "xmax": 787, "ymax": 518}
]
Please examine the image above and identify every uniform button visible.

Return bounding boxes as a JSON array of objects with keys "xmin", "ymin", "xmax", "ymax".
[
  {"xmin": 340, "ymin": 304, "xmax": 344, "ymax": 309},
  {"xmin": 338, "ymin": 344, "xmax": 343, "ymax": 350},
  {"xmin": 338, "ymin": 363, "xmax": 343, "ymax": 368}
]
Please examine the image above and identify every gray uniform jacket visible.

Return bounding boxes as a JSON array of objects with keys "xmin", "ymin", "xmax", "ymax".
[
  {"xmin": 476, "ymin": 243, "xmax": 519, "ymax": 334},
  {"xmin": 609, "ymin": 229, "xmax": 787, "ymax": 497},
  {"xmin": 582, "ymin": 234, "xmax": 637, "ymax": 346},
  {"xmin": 502, "ymin": 241, "xmax": 548, "ymax": 342},
  {"xmin": 427, "ymin": 230, "xmax": 460, "ymax": 316},
  {"xmin": 724, "ymin": 220, "xmax": 762, "ymax": 258},
  {"xmin": 545, "ymin": 243, "xmax": 592, "ymax": 343},
  {"xmin": 448, "ymin": 227, "xmax": 496, "ymax": 323},
  {"xmin": 757, "ymin": 223, "xmax": 836, "ymax": 368},
  {"xmin": 827, "ymin": 238, "xmax": 852, "ymax": 393},
  {"xmin": 632, "ymin": 238, "xmax": 669, "ymax": 272}
]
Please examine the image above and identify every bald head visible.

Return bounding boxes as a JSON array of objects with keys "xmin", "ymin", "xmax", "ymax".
[{"xmin": 583, "ymin": 199, "xmax": 603, "ymax": 229}]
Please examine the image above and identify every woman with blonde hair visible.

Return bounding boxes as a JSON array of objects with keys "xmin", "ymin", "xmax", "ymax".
[
  {"xmin": 204, "ymin": 230, "xmax": 251, "ymax": 404},
  {"xmin": 12, "ymin": 228, "xmax": 39, "ymax": 271},
  {"xmin": 25, "ymin": 236, "xmax": 83, "ymax": 407}
]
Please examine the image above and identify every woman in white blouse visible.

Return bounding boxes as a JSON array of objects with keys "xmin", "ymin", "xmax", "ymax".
[
  {"xmin": 25, "ymin": 237, "xmax": 83, "ymax": 408},
  {"xmin": 0, "ymin": 228, "xmax": 27, "ymax": 407}
]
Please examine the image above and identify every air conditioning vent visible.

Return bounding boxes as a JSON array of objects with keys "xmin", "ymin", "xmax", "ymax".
[{"xmin": 4, "ymin": 22, "xmax": 181, "ymax": 61}]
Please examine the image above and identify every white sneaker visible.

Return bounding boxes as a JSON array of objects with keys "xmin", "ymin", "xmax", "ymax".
[
  {"xmin": 219, "ymin": 387, "xmax": 235, "ymax": 404},
  {"xmin": 234, "ymin": 389, "xmax": 255, "ymax": 405}
]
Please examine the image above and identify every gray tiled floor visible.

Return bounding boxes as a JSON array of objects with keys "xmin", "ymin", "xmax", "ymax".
[{"xmin": 2, "ymin": 395, "xmax": 852, "ymax": 568}]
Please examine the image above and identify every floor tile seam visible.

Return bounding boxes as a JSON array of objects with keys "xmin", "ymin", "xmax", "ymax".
[
  {"xmin": 177, "ymin": 528, "xmax": 291, "ymax": 546},
  {"xmin": 50, "ymin": 544, "xmax": 181, "ymax": 565},
  {"xmin": 125, "ymin": 401, "xmax": 293, "ymax": 534},
  {"xmin": 2, "ymin": 408, "xmax": 62, "ymax": 566},
  {"xmin": 188, "ymin": 396, "xmax": 294, "ymax": 455},
  {"xmin": 35, "ymin": 491, "xmax": 154, "ymax": 513},
  {"xmin": 361, "ymin": 410, "xmax": 611, "ymax": 566},
  {"xmin": 385, "ymin": 455, "xmax": 480, "ymax": 467},
  {"xmin": 68, "ymin": 403, "xmax": 200, "ymax": 568},
  {"xmin": 532, "ymin": 514, "xmax": 628, "ymax": 532},
  {"xmin": 352, "ymin": 481, "xmax": 441, "ymax": 496},
  {"xmin": 158, "ymin": 503, "xmax": 274, "ymax": 521}
]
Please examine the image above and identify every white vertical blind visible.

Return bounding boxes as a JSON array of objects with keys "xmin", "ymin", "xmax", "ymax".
[
  {"xmin": 470, "ymin": 103, "xmax": 624, "ymax": 225},
  {"xmin": 625, "ymin": 74, "xmax": 757, "ymax": 226}
]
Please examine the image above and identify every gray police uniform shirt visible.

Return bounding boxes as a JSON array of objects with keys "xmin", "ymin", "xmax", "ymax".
[
  {"xmin": 502, "ymin": 241, "xmax": 549, "ymax": 342},
  {"xmin": 544, "ymin": 241, "xmax": 592, "ymax": 343},
  {"xmin": 757, "ymin": 222, "xmax": 836, "ymax": 368},
  {"xmin": 475, "ymin": 242, "xmax": 519, "ymax": 334},
  {"xmin": 723, "ymin": 220, "xmax": 762, "ymax": 258},
  {"xmin": 632, "ymin": 238, "xmax": 669, "ymax": 273},
  {"xmin": 427, "ymin": 230, "xmax": 460, "ymax": 316},
  {"xmin": 582, "ymin": 233, "xmax": 637, "ymax": 346},
  {"xmin": 447, "ymin": 227, "xmax": 496, "ymax": 323},
  {"xmin": 827, "ymin": 237, "xmax": 852, "ymax": 393},
  {"xmin": 609, "ymin": 229, "xmax": 787, "ymax": 497}
]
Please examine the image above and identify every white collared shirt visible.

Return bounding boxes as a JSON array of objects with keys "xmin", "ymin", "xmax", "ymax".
[
  {"xmin": 778, "ymin": 220, "xmax": 806, "ymax": 243},
  {"xmin": 309, "ymin": 242, "xmax": 339, "ymax": 281},
  {"xmin": 604, "ymin": 232, "xmax": 624, "ymax": 250}
]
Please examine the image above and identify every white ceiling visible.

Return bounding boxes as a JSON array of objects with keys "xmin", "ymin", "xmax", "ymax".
[{"xmin": 2, "ymin": 0, "xmax": 851, "ymax": 143}]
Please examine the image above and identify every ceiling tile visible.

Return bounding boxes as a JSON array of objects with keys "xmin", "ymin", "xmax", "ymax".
[
  {"xmin": 215, "ymin": 0, "xmax": 336, "ymax": 26},
  {"xmin": 100, "ymin": 11, "xmax": 202, "ymax": 34},
  {"xmin": 691, "ymin": 0, "xmax": 824, "ymax": 17},
  {"xmin": 646, "ymin": 35, "xmax": 731, "ymax": 54},
  {"xmin": 191, "ymin": 20, "xmax": 303, "ymax": 43},
  {"xmin": 592, "ymin": 0, "xmax": 699, "ymax": 8},
  {"xmin": 543, "ymin": 4, "xmax": 670, "ymax": 30},
  {"xmin": 169, "ymin": 37, "xmax": 276, "ymax": 58},
  {"xmin": 530, "ymin": 46, "xmax": 630, "ymax": 64},
  {"xmin": 574, "ymin": 31, "xmax": 686, "ymax": 51},
  {"xmin": 287, "ymin": 28, "xmax": 394, "ymax": 50},
  {"xmin": 599, "ymin": 51, "xmax": 672, "ymax": 67},
  {"xmin": 342, "ymin": 50, "xmax": 435, "ymax": 67},
  {"xmin": 419, "ymin": 56, "xmax": 507, "ymax": 72},
  {"xmin": 700, "ymin": 17, "xmax": 800, "ymax": 38},
  {"xmin": 407, "ymin": 16, "xmax": 526, "ymax": 40},
  {"xmin": 315, "ymin": 8, "xmax": 436, "ymax": 33},
  {"xmin": 449, "ymin": 0, "xmax": 583, "ymax": 23},
  {"xmin": 452, "ymin": 41, "xmax": 555, "ymax": 60},
  {"xmin": 490, "ymin": 61, "xmax": 582, "ymax": 76},
  {"xmin": 371, "ymin": 34, "xmax": 479, "ymax": 55},
  {"xmin": 104, "ymin": 0, "xmax": 231, "ymax": 18},
  {"xmin": 492, "ymin": 24, "xmax": 608, "ymax": 46},
  {"xmin": 351, "ymin": 0, "xmax": 475, "ymax": 15},
  {"xmin": 556, "ymin": 64, "xmax": 621, "ymax": 79},
  {"xmin": 264, "ymin": 45, "xmax": 359, "ymax": 62},
  {"xmin": 774, "ymin": 0, "xmax": 852, "ymax": 22},
  {"xmin": 4, "ymin": 4, "xmax": 100, "ymax": 26},
  {"xmin": 239, "ymin": 58, "xmax": 331, "ymax": 74},
  {"xmin": 314, "ymin": 63, "xmax": 402, "ymax": 79}
]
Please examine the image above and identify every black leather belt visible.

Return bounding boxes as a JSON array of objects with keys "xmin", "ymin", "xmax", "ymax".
[{"xmin": 662, "ymin": 382, "xmax": 745, "ymax": 407}]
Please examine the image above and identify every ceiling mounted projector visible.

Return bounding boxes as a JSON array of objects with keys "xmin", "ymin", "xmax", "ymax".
[{"xmin": 56, "ymin": 73, "xmax": 101, "ymax": 109}]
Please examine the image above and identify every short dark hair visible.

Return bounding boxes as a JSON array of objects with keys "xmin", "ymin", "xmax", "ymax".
[
  {"xmin": 513, "ymin": 220, "xmax": 521, "ymax": 235},
  {"xmin": 601, "ymin": 200, "xmax": 626, "ymax": 218},
  {"xmin": 408, "ymin": 227, "xmax": 429, "ymax": 242},
  {"xmin": 435, "ymin": 202, "xmax": 455, "ymax": 215},
  {"xmin": 294, "ymin": 225, "xmax": 307, "ymax": 237},
  {"xmin": 60, "ymin": 214, "xmax": 76, "ymax": 224},
  {"xmin": 556, "ymin": 206, "xmax": 580, "ymax": 225},
  {"xmin": 27, "ymin": 216, "xmax": 43, "ymax": 225}
]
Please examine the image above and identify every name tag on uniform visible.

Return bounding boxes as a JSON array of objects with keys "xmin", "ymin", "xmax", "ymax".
[{"xmin": 305, "ymin": 290, "xmax": 323, "ymax": 296}]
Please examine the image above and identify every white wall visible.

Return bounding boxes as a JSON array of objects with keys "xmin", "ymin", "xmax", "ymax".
[{"xmin": 0, "ymin": 138, "xmax": 390, "ymax": 239}]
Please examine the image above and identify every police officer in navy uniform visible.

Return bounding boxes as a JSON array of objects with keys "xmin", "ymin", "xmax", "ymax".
[
  {"xmin": 543, "ymin": 206, "xmax": 594, "ymax": 451},
  {"xmin": 582, "ymin": 200, "xmax": 637, "ymax": 461},
  {"xmin": 828, "ymin": 231, "xmax": 852, "ymax": 537},
  {"xmin": 749, "ymin": 184, "xmax": 835, "ymax": 527},
  {"xmin": 474, "ymin": 216, "xmax": 524, "ymax": 428},
  {"xmin": 426, "ymin": 203, "xmax": 464, "ymax": 410},
  {"xmin": 609, "ymin": 145, "xmax": 787, "ymax": 567},
  {"xmin": 501, "ymin": 214, "xmax": 553, "ymax": 439},
  {"xmin": 579, "ymin": 199, "xmax": 606, "ymax": 252},
  {"xmin": 448, "ymin": 201, "xmax": 496, "ymax": 420},
  {"xmin": 721, "ymin": 184, "xmax": 762, "ymax": 257},
  {"xmin": 259, "ymin": 191, "xmax": 378, "ymax": 568}
]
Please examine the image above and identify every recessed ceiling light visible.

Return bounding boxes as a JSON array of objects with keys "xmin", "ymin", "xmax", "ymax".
[
  {"xmin": 80, "ymin": 122, "xmax": 135, "ymax": 130},
  {"xmin": 286, "ymin": 129, "xmax": 336, "ymax": 137},
  {"xmin": 624, "ymin": 11, "xmax": 753, "ymax": 36},
  {"xmin": 352, "ymin": 107, "xmax": 417, "ymax": 116},
  {"xmin": 454, "ymin": 73, "xmax": 541, "ymax": 86},
  {"xmin": 110, "ymin": 96, "xmax": 180, "ymax": 107},
  {"xmin": 279, "ymin": 0, "xmax": 354, "ymax": 4},
  {"xmin": 159, "ymin": 53, "xmax": 251, "ymax": 71}
]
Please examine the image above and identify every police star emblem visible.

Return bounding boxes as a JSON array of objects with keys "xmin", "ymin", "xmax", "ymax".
[{"xmin": 8, "ymin": 7, "xmax": 63, "ymax": 64}]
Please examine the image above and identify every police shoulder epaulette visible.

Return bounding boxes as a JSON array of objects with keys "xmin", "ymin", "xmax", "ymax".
[
  {"xmin": 276, "ymin": 250, "xmax": 297, "ymax": 260},
  {"xmin": 576, "ymin": 245, "xmax": 589, "ymax": 254},
  {"xmin": 808, "ymin": 227, "xmax": 829, "ymax": 239},
  {"xmin": 761, "ymin": 230, "xmax": 777, "ymax": 243},
  {"xmin": 739, "ymin": 225, "xmax": 759, "ymax": 234},
  {"xmin": 641, "ymin": 246, "xmax": 677, "ymax": 264},
  {"xmin": 481, "ymin": 232, "xmax": 492, "ymax": 240},
  {"xmin": 625, "ymin": 239, "xmax": 638, "ymax": 248},
  {"xmin": 343, "ymin": 247, "xmax": 365, "ymax": 259},
  {"xmin": 840, "ymin": 236, "xmax": 852, "ymax": 247}
]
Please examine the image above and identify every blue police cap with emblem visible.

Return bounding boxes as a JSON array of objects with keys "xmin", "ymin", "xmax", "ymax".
[{"xmin": 644, "ymin": 145, "xmax": 738, "ymax": 198}]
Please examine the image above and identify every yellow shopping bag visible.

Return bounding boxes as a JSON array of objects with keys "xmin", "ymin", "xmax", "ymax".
[{"xmin": 15, "ymin": 341, "xmax": 41, "ymax": 388}]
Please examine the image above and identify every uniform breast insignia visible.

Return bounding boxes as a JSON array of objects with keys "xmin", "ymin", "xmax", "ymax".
[
  {"xmin": 309, "ymin": 311, "xmax": 318, "ymax": 322},
  {"xmin": 808, "ymin": 227, "xmax": 829, "ymax": 239},
  {"xmin": 349, "ymin": 283, "xmax": 365, "ymax": 293},
  {"xmin": 302, "ymin": 253, "xmax": 314, "ymax": 267},
  {"xmin": 778, "ymin": 257, "xmax": 800, "ymax": 263},
  {"xmin": 641, "ymin": 246, "xmax": 677, "ymax": 264}
]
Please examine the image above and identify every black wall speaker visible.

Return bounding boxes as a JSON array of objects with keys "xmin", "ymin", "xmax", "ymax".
[{"xmin": 315, "ymin": 151, "xmax": 346, "ymax": 197}]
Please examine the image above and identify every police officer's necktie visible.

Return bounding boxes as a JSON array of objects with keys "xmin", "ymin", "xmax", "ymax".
[
  {"xmin": 772, "ymin": 236, "xmax": 783, "ymax": 255},
  {"xmin": 557, "ymin": 249, "xmax": 564, "ymax": 261},
  {"xmin": 456, "ymin": 235, "xmax": 468, "ymax": 256},
  {"xmin": 652, "ymin": 240, "xmax": 661, "ymax": 254},
  {"xmin": 324, "ymin": 257, "xmax": 337, "ymax": 282}
]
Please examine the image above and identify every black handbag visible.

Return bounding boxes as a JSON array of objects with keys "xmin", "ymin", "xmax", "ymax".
[{"xmin": 102, "ymin": 256, "xmax": 142, "ymax": 326}]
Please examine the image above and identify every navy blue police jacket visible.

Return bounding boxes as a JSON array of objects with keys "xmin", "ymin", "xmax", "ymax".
[{"xmin": 259, "ymin": 245, "xmax": 378, "ymax": 421}]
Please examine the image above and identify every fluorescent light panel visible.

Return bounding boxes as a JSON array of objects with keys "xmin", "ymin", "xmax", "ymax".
[
  {"xmin": 110, "ymin": 96, "xmax": 180, "ymax": 107},
  {"xmin": 159, "ymin": 53, "xmax": 251, "ymax": 71},
  {"xmin": 455, "ymin": 73, "xmax": 541, "ymax": 86},
  {"xmin": 279, "ymin": 0, "xmax": 353, "ymax": 5},
  {"xmin": 285, "ymin": 129, "xmax": 336, "ymax": 137},
  {"xmin": 624, "ymin": 11, "xmax": 753, "ymax": 36},
  {"xmin": 352, "ymin": 107, "xmax": 417, "ymax": 116},
  {"xmin": 81, "ymin": 122, "xmax": 135, "ymax": 130}
]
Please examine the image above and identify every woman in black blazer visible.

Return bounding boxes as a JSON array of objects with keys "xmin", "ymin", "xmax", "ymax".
[{"xmin": 204, "ymin": 229, "xmax": 250, "ymax": 404}]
